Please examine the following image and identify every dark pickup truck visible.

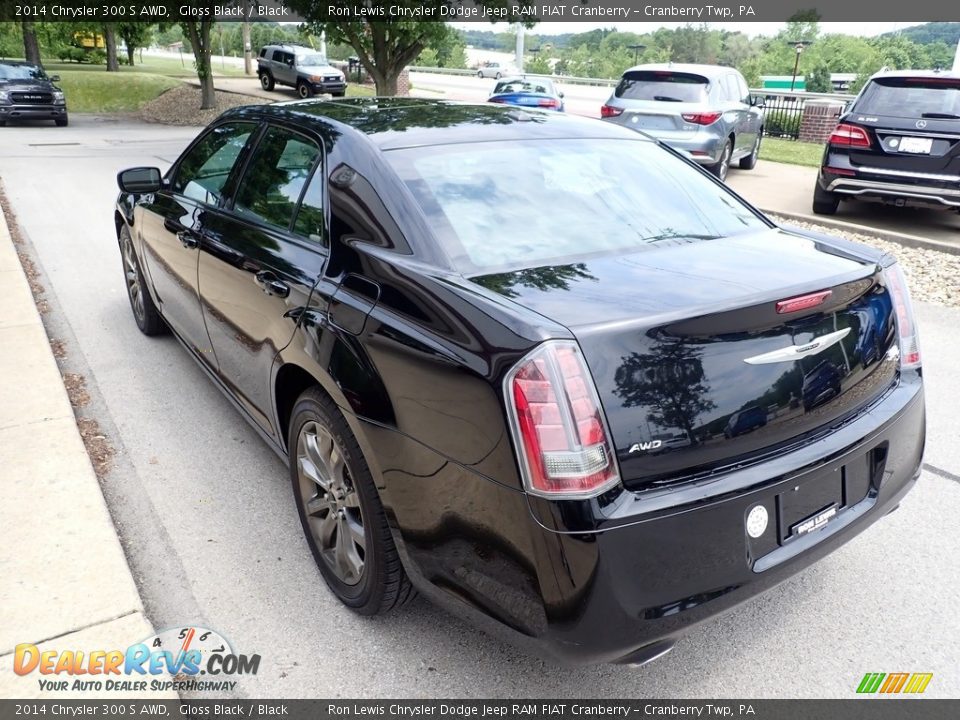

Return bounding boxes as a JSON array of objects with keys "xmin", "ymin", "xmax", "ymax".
[{"xmin": 0, "ymin": 60, "xmax": 68, "ymax": 126}]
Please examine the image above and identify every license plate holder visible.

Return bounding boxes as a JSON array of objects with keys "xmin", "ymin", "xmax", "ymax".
[
  {"xmin": 778, "ymin": 467, "xmax": 843, "ymax": 542},
  {"xmin": 899, "ymin": 136, "xmax": 933, "ymax": 154}
]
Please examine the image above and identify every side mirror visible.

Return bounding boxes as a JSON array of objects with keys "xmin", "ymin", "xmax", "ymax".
[
  {"xmin": 49, "ymin": 75, "xmax": 61, "ymax": 82},
  {"xmin": 118, "ymin": 167, "xmax": 162, "ymax": 194},
  {"xmin": 559, "ymin": 91, "xmax": 565, "ymax": 98},
  {"xmin": 750, "ymin": 95, "xmax": 766, "ymax": 108}
]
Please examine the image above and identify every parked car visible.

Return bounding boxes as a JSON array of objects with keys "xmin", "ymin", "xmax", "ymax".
[
  {"xmin": 0, "ymin": 60, "xmax": 68, "ymax": 126},
  {"xmin": 257, "ymin": 43, "xmax": 346, "ymax": 98},
  {"xmin": 488, "ymin": 76, "xmax": 564, "ymax": 112},
  {"xmin": 477, "ymin": 62, "xmax": 518, "ymax": 80},
  {"xmin": 114, "ymin": 98, "xmax": 924, "ymax": 667},
  {"xmin": 802, "ymin": 360, "xmax": 844, "ymax": 411},
  {"xmin": 724, "ymin": 406, "xmax": 768, "ymax": 438},
  {"xmin": 813, "ymin": 69, "xmax": 960, "ymax": 215},
  {"xmin": 601, "ymin": 63, "xmax": 764, "ymax": 180}
]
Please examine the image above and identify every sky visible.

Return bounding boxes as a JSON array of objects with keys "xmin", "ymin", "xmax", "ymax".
[{"xmin": 452, "ymin": 22, "xmax": 927, "ymax": 37}]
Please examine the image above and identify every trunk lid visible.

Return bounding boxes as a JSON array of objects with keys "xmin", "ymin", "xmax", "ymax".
[{"xmin": 472, "ymin": 229, "xmax": 899, "ymax": 489}]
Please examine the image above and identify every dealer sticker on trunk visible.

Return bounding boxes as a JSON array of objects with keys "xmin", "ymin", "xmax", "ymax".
[{"xmin": 792, "ymin": 504, "xmax": 838, "ymax": 537}]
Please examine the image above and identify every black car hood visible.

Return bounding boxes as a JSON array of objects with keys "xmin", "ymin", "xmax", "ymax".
[{"xmin": 0, "ymin": 80, "xmax": 58, "ymax": 92}]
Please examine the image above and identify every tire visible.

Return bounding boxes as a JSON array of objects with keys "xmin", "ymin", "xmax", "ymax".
[
  {"xmin": 0, "ymin": 120, "xmax": 6, "ymax": 127},
  {"xmin": 55, "ymin": 115, "xmax": 68, "ymax": 127},
  {"xmin": 260, "ymin": 73, "xmax": 275, "ymax": 91},
  {"xmin": 289, "ymin": 387, "xmax": 415, "ymax": 615},
  {"xmin": 813, "ymin": 181, "xmax": 841, "ymax": 215},
  {"xmin": 495, "ymin": 72, "xmax": 502, "ymax": 79},
  {"xmin": 332, "ymin": 90, "xmax": 346, "ymax": 98},
  {"xmin": 477, "ymin": 71, "xmax": 483, "ymax": 79},
  {"xmin": 296, "ymin": 80, "xmax": 313, "ymax": 99},
  {"xmin": 119, "ymin": 225, "xmax": 165, "ymax": 336},
  {"xmin": 707, "ymin": 139, "xmax": 732, "ymax": 182},
  {"xmin": 739, "ymin": 132, "xmax": 761, "ymax": 170}
]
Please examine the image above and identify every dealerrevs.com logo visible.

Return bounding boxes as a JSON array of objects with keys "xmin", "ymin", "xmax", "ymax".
[
  {"xmin": 856, "ymin": 672, "xmax": 933, "ymax": 694},
  {"xmin": 13, "ymin": 626, "xmax": 260, "ymax": 693}
]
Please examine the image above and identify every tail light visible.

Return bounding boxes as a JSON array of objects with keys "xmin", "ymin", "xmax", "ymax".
[
  {"xmin": 505, "ymin": 341, "xmax": 620, "ymax": 498},
  {"xmin": 883, "ymin": 262, "xmax": 921, "ymax": 369},
  {"xmin": 829, "ymin": 123, "xmax": 871, "ymax": 148},
  {"xmin": 681, "ymin": 111, "xmax": 723, "ymax": 125},
  {"xmin": 537, "ymin": 98, "xmax": 560, "ymax": 109},
  {"xmin": 601, "ymin": 104, "xmax": 623, "ymax": 118}
]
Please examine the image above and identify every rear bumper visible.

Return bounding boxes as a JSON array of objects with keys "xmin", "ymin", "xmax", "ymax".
[
  {"xmin": 0, "ymin": 104, "xmax": 67, "ymax": 120},
  {"xmin": 605, "ymin": 119, "xmax": 725, "ymax": 164},
  {"xmin": 377, "ymin": 373, "xmax": 924, "ymax": 666},
  {"xmin": 822, "ymin": 174, "xmax": 960, "ymax": 208}
]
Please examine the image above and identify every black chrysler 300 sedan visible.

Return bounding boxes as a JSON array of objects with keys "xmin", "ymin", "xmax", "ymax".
[{"xmin": 115, "ymin": 98, "xmax": 925, "ymax": 666}]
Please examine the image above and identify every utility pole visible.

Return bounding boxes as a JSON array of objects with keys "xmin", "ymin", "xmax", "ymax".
[
  {"xmin": 242, "ymin": 18, "xmax": 252, "ymax": 75},
  {"xmin": 515, "ymin": 24, "xmax": 524, "ymax": 73}
]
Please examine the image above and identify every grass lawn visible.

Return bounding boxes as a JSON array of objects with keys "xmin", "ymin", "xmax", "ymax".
[
  {"xmin": 760, "ymin": 137, "xmax": 825, "ymax": 168},
  {"xmin": 45, "ymin": 56, "xmax": 247, "ymax": 79},
  {"xmin": 346, "ymin": 84, "xmax": 375, "ymax": 98},
  {"xmin": 54, "ymin": 70, "xmax": 180, "ymax": 113}
]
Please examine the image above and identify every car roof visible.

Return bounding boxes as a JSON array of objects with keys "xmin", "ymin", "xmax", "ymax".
[
  {"xmin": 869, "ymin": 69, "xmax": 960, "ymax": 81},
  {"xmin": 223, "ymin": 97, "xmax": 645, "ymax": 151},
  {"xmin": 622, "ymin": 63, "xmax": 735, "ymax": 79}
]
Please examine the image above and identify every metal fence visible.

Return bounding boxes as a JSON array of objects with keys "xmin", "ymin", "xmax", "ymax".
[{"xmin": 753, "ymin": 90, "xmax": 853, "ymax": 140}]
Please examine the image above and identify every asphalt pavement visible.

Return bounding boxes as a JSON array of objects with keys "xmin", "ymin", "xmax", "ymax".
[{"xmin": 1, "ymin": 115, "xmax": 958, "ymax": 698}]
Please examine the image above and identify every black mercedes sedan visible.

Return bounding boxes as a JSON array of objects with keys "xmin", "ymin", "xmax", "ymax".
[{"xmin": 115, "ymin": 98, "xmax": 925, "ymax": 666}]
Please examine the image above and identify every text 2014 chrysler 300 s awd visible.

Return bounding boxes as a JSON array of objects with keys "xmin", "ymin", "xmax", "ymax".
[{"xmin": 114, "ymin": 98, "xmax": 925, "ymax": 666}]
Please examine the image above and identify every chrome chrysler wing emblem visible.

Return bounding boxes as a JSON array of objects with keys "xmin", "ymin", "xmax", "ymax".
[{"xmin": 743, "ymin": 328, "xmax": 851, "ymax": 365}]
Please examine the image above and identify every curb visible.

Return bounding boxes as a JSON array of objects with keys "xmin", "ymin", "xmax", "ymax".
[
  {"xmin": 0, "ymin": 197, "xmax": 170, "ymax": 699},
  {"xmin": 762, "ymin": 208, "xmax": 960, "ymax": 258}
]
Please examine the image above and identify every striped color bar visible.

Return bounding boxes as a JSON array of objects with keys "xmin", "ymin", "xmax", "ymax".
[{"xmin": 856, "ymin": 672, "xmax": 933, "ymax": 694}]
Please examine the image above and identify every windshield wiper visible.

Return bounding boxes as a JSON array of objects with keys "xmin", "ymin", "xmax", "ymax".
[
  {"xmin": 920, "ymin": 112, "xmax": 960, "ymax": 119},
  {"xmin": 653, "ymin": 95, "xmax": 684, "ymax": 102}
]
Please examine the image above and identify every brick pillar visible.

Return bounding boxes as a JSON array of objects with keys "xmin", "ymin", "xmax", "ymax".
[
  {"xmin": 799, "ymin": 99, "xmax": 846, "ymax": 143},
  {"xmin": 395, "ymin": 69, "xmax": 411, "ymax": 96}
]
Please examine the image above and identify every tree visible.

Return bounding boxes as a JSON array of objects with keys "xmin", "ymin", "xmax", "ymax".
[
  {"xmin": 290, "ymin": 2, "xmax": 535, "ymax": 95},
  {"xmin": 806, "ymin": 62, "xmax": 832, "ymax": 93},
  {"xmin": 21, "ymin": 21, "xmax": 40, "ymax": 64},
  {"xmin": 181, "ymin": 18, "xmax": 216, "ymax": 109},
  {"xmin": 103, "ymin": 24, "xmax": 120, "ymax": 71},
  {"xmin": 118, "ymin": 23, "xmax": 155, "ymax": 66}
]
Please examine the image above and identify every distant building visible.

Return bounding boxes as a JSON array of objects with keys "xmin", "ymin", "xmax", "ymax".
[
  {"xmin": 830, "ymin": 73, "xmax": 858, "ymax": 92},
  {"xmin": 760, "ymin": 75, "xmax": 806, "ymax": 91}
]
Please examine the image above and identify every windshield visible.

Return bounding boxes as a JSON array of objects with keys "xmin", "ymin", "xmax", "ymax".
[
  {"xmin": 386, "ymin": 139, "xmax": 768, "ymax": 273},
  {"xmin": 296, "ymin": 54, "xmax": 329, "ymax": 67},
  {"xmin": 615, "ymin": 71, "xmax": 709, "ymax": 102},
  {"xmin": 0, "ymin": 63, "xmax": 47, "ymax": 81},
  {"xmin": 857, "ymin": 77, "xmax": 960, "ymax": 118}
]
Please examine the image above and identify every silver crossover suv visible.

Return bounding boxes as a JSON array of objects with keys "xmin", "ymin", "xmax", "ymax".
[{"xmin": 601, "ymin": 63, "xmax": 765, "ymax": 180}]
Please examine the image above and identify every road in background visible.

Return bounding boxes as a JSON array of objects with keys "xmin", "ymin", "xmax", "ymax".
[{"xmin": 1, "ymin": 116, "xmax": 958, "ymax": 697}]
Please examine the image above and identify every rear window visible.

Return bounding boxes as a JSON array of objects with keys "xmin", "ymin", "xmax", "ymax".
[
  {"xmin": 493, "ymin": 79, "xmax": 553, "ymax": 95},
  {"xmin": 385, "ymin": 139, "xmax": 768, "ymax": 273},
  {"xmin": 857, "ymin": 77, "xmax": 960, "ymax": 119},
  {"xmin": 614, "ymin": 71, "xmax": 709, "ymax": 103}
]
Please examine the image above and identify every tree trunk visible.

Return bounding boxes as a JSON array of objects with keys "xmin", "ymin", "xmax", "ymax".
[
  {"xmin": 22, "ymin": 21, "xmax": 41, "ymax": 65},
  {"xmin": 184, "ymin": 21, "xmax": 216, "ymax": 110},
  {"xmin": 242, "ymin": 20, "xmax": 252, "ymax": 75},
  {"xmin": 374, "ymin": 72, "xmax": 399, "ymax": 96},
  {"xmin": 104, "ymin": 25, "xmax": 120, "ymax": 71},
  {"xmin": 126, "ymin": 45, "xmax": 135, "ymax": 66}
]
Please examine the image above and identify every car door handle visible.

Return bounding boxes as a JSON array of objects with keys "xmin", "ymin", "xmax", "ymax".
[
  {"xmin": 177, "ymin": 230, "xmax": 199, "ymax": 249},
  {"xmin": 255, "ymin": 271, "xmax": 290, "ymax": 298}
]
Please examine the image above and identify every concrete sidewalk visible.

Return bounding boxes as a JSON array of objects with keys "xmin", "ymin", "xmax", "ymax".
[{"xmin": 0, "ymin": 201, "xmax": 166, "ymax": 698}]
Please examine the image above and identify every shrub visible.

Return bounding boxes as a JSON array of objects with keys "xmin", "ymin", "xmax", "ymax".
[
  {"xmin": 765, "ymin": 109, "xmax": 802, "ymax": 138},
  {"xmin": 88, "ymin": 49, "xmax": 107, "ymax": 65}
]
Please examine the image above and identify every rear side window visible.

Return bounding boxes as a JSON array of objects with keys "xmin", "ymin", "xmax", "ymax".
[
  {"xmin": 386, "ymin": 139, "xmax": 767, "ymax": 273},
  {"xmin": 233, "ymin": 126, "xmax": 321, "ymax": 232},
  {"xmin": 615, "ymin": 71, "xmax": 709, "ymax": 103},
  {"xmin": 259, "ymin": 48, "xmax": 266, "ymax": 58},
  {"xmin": 856, "ymin": 77, "xmax": 960, "ymax": 118},
  {"xmin": 173, "ymin": 122, "xmax": 255, "ymax": 205}
]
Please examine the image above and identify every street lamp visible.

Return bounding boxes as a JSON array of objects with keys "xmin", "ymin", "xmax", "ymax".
[
  {"xmin": 628, "ymin": 44, "xmax": 646, "ymax": 65},
  {"xmin": 788, "ymin": 40, "xmax": 812, "ymax": 92}
]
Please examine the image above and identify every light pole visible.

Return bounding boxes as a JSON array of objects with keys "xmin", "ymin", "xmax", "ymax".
[
  {"xmin": 789, "ymin": 40, "xmax": 811, "ymax": 92},
  {"xmin": 628, "ymin": 44, "xmax": 646, "ymax": 65}
]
